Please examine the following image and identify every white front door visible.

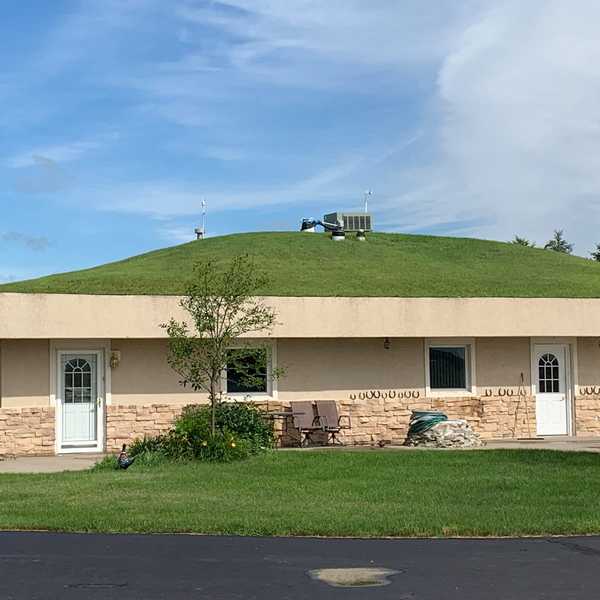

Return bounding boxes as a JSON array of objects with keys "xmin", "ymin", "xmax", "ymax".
[
  {"xmin": 534, "ymin": 345, "xmax": 569, "ymax": 435},
  {"xmin": 58, "ymin": 352, "xmax": 103, "ymax": 451}
]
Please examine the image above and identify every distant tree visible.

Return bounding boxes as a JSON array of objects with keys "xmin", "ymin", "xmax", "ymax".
[
  {"xmin": 511, "ymin": 236, "xmax": 535, "ymax": 247},
  {"xmin": 591, "ymin": 243, "xmax": 600, "ymax": 262},
  {"xmin": 544, "ymin": 230, "xmax": 573, "ymax": 254}
]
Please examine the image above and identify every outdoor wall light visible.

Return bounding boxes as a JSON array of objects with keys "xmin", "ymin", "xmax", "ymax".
[
  {"xmin": 110, "ymin": 350, "xmax": 121, "ymax": 369},
  {"xmin": 383, "ymin": 337, "xmax": 391, "ymax": 350}
]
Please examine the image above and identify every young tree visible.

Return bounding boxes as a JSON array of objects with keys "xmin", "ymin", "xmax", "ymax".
[
  {"xmin": 591, "ymin": 243, "xmax": 600, "ymax": 262},
  {"xmin": 544, "ymin": 230, "xmax": 573, "ymax": 254},
  {"xmin": 163, "ymin": 256, "xmax": 278, "ymax": 436},
  {"xmin": 511, "ymin": 236, "xmax": 535, "ymax": 247}
]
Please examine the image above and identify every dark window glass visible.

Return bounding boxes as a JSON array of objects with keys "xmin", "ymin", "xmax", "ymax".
[
  {"xmin": 538, "ymin": 353, "xmax": 560, "ymax": 394},
  {"xmin": 430, "ymin": 347, "xmax": 467, "ymax": 389},
  {"xmin": 226, "ymin": 349, "xmax": 268, "ymax": 394}
]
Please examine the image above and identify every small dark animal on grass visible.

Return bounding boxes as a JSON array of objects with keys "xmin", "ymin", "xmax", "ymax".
[{"xmin": 117, "ymin": 444, "xmax": 135, "ymax": 470}]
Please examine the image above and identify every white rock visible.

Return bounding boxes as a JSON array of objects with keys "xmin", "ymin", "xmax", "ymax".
[{"xmin": 404, "ymin": 419, "xmax": 483, "ymax": 448}]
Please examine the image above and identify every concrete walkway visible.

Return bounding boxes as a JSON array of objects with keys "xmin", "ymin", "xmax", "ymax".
[
  {"xmin": 484, "ymin": 436, "xmax": 600, "ymax": 452},
  {"xmin": 0, "ymin": 453, "xmax": 104, "ymax": 473},
  {"xmin": 295, "ymin": 437, "xmax": 600, "ymax": 453}
]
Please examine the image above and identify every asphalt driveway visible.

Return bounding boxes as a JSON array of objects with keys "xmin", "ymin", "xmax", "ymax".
[{"xmin": 1, "ymin": 532, "xmax": 599, "ymax": 599}]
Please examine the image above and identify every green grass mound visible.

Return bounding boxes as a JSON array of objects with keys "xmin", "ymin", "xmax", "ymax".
[{"xmin": 2, "ymin": 231, "xmax": 600, "ymax": 297}]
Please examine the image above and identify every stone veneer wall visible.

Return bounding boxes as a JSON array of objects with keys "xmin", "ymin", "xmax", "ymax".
[
  {"xmin": 105, "ymin": 395, "xmax": 538, "ymax": 451},
  {"xmin": 106, "ymin": 404, "xmax": 181, "ymax": 452},
  {"xmin": 575, "ymin": 394, "xmax": 600, "ymax": 435},
  {"xmin": 106, "ymin": 402, "xmax": 296, "ymax": 450},
  {"xmin": 0, "ymin": 407, "xmax": 55, "ymax": 457},
  {"xmin": 0, "ymin": 394, "xmax": 541, "ymax": 457},
  {"xmin": 335, "ymin": 394, "xmax": 537, "ymax": 445}
]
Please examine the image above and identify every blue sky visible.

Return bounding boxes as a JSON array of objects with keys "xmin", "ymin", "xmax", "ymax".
[{"xmin": 2, "ymin": 1, "xmax": 600, "ymax": 281}]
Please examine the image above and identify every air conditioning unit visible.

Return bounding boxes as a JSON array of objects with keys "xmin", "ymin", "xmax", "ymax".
[{"xmin": 324, "ymin": 212, "xmax": 373, "ymax": 232}]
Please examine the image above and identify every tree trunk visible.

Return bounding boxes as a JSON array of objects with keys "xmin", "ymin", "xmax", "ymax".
[{"xmin": 210, "ymin": 377, "xmax": 217, "ymax": 436}]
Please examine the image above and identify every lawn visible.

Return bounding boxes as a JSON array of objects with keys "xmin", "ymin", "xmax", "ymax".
[
  {"xmin": 2, "ymin": 231, "xmax": 600, "ymax": 297},
  {"xmin": 1, "ymin": 450, "xmax": 600, "ymax": 537}
]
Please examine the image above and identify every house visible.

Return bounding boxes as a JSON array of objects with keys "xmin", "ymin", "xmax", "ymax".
[{"xmin": 2, "ymin": 231, "xmax": 600, "ymax": 455}]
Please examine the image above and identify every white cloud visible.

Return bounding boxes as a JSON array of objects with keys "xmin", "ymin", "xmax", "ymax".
[
  {"xmin": 428, "ymin": 0, "xmax": 600, "ymax": 251},
  {"xmin": 177, "ymin": 1, "xmax": 484, "ymax": 69},
  {"xmin": 9, "ymin": 0, "xmax": 600, "ymax": 256},
  {"xmin": 6, "ymin": 133, "xmax": 119, "ymax": 168},
  {"xmin": 87, "ymin": 135, "xmax": 422, "ymax": 218}
]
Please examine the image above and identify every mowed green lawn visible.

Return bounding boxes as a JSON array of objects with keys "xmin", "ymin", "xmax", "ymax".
[
  {"xmin": 1, "ymin": 450, "xmax": 600, "ymax": 537},
  {"xmin": 3, "ymin": 231, "xmax": 600, "ymax": 297}
]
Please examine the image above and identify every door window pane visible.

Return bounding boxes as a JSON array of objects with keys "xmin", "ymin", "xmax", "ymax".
[
  {"xmin": 538, "ymin": 353, "xmax": 560, "ymax": 393},
  {"xmin": 64, "ymin": 358, "xmax": 94, "ymax": 404}
]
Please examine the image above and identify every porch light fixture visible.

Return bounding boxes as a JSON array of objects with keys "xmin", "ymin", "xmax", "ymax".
[
  {"xmin": 110, "ymin": 350, "xmax": 121, "ymax": 369},
  {"xmin": 383, "ymin": 337, "xmax": 391, "ymax": 350}
]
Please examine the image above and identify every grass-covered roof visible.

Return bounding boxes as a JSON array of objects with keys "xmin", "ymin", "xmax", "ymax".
[{"xmin": 1, "ymin": 231, "xmax": 600, "ymax": 297}]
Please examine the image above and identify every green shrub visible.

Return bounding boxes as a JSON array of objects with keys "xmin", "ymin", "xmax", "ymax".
[
  {"xmin": 130, "ymin": 433, "xmax": 192, "ymax": 460},
  {"xmin": 91, "ymin": 449, "xmax": 170, "ymax": 472},
  {"xmin": 91, "ymin": 455, "xmax": 118, "ymax": 471},
  {"xmin": 130, "ymin": 450, "xmax": 170, "ymax": 467},
  {"xmin": 175, "ymin": 402, "xmax": 275, "ymax": 449},
  {"xmin": 128, "ymin": 402, "xmax": 274, "ymax": 463},
  {"xmin": 192, "ymin": 433, "xmax": 254, "ymax": 462}
]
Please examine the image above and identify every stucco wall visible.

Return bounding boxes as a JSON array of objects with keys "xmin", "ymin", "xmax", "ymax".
[
  {"xmin": 476, "ymin": 337, "xmax": 531, "ymax": 392},
  {"xmin": 0, "ymin": 336, "xmax": 539, "ymax": 407},
  {"xmin": 577, "ymin": 338, "xmax": 600, "ymax": 386},
  {"xmin": 5, "ymin": 336, "xmax": 600, "ymax": 455},
  {"xmin": 110, "ymin": 339, "xmax": 205, "ymax": 405},
  {"xmin": 5, "ymin": 293, "xmax": 600, "ymax": 338},
  {"xmin": 277, "ymin": 338, "xmax": 425, "ymax": 400},
  {"xmin": 0, "ymin": 339, "xmax": 50, "ymax": 408}
]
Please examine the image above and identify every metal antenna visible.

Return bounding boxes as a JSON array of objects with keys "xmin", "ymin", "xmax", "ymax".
[
  {"xmin": 194, "ymin": 199, "xmax": 207, "ymax": 240},
  {"xmin": 364, "ymin": 189, "xmax": 372, "ymax": 213}
]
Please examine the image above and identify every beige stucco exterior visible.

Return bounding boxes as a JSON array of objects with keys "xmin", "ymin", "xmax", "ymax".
[
  {"xmin": 3, "ymin": 293, "xmax": 600, "ymax": 338},
  {"xmin": 110, "ymin": 339, "xmax": 203, "ymax": 406},
  {"xmin": 277, "ymin": 338, "xmax": 425, "ymax": 400},
  {"xmin": 0, "ymin": 340, "xmax": 50, "ymax": 408},
  {"xmin": 2, "ymin": 291, "xmax": 600, "ymax": 455}
]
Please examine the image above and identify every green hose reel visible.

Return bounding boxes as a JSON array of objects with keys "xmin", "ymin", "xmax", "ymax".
[{"xmin": 407, "ymin": 411, "xmax": 448, "ymax": 435}]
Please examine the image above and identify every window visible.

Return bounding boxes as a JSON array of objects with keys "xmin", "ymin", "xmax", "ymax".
[
  {"xmin": 538, "ymin": 353, "xmax": 560, "ymax": 393},
  {"xmin": 426, "ymin": 340, "xmax": 474, "ymax": 395},
  {"xmin": 64, "ymin": 358, "xmax": 93, "ymax": 403},
  {"xmin": 225, "ymin": 348, "xmax": 269, "ymax": 395}
]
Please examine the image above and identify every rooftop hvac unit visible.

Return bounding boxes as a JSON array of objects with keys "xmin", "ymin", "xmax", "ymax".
[{"xmin": 324, "ymin": 212, "xmax": 373, "ymax": 232}]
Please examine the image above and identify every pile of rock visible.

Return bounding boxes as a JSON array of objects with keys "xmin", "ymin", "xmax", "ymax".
[{"xmin": 404, "ymin": 418, "xmax": 484, "ymax": 448}]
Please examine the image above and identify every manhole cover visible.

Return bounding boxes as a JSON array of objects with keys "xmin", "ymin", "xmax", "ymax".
[{"xmin": 308, "ymin": 568, "xmax": 400, "ymax": 588}]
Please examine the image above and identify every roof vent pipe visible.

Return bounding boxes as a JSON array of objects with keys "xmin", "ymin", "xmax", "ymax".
[
  {"xmin": 356, "ymin": 229, "xmax": 366, "ymax": 241},
  {"xmin": 331, "ymin": 230, "xmax": 345, "ymax": 241}
]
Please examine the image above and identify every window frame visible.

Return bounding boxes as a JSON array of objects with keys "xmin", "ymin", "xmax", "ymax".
[
  {"xmin": 424, "ymin": 338, "xmax": 476, "ymax": 397},
  {"xmin": 221, "ymin": 341, "xmax": 277, "ymax": 401}
]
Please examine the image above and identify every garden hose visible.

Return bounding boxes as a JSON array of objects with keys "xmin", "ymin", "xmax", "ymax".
[{"xmin": 407, "ymin": 411, "xmax": 448, "ymax": 435}]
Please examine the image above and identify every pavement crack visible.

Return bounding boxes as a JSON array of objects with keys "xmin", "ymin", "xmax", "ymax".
[
  {"xmin": 64, "ymin": 583, "xmax": 128, "ymax": 589},
  {"xmin": 547, "ymin": 539, "xmax": 600, "ymax": 557}
]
